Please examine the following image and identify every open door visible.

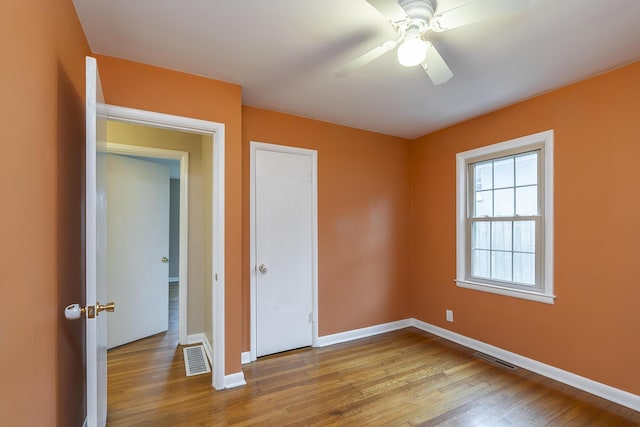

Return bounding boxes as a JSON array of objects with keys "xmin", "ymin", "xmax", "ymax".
[
  {"xmin": 64, "ymin": 55, "xmax": 109, "ymax": 427},
  {"xmin": 85, "ymin": 56, "xmax": 109, "ymax": 427},
  {"xmin": 107, "ymin": 154, "xmax": 170, "ymax": 348}
]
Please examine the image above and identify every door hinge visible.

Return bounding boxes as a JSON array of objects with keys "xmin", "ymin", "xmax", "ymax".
[
  {"xmin": 309, "ymin": 173, "xmax": 313, "ymax": 183},
  {"xmin": 308, "ymin": 312, "xmax": 313, "ymax": 323}
]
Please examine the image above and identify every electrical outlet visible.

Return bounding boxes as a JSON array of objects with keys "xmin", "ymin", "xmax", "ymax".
[{"xmin": 446, "ymin": 309, "xmax": 454, "ymax": 322}]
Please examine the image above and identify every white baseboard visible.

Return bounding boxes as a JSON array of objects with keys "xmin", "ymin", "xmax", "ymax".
[
  {"xmin": 201, "ymin": 334, "xmax": 213, "ymax": 367},
  {"xmin": 317, "ymin": 319, "xmax": 411, "ymax": 347},
  {"xmin": 186, "ymin": 333, "xmax": 204, "ymax": 345},
  {"xmin": 169, "ymin": 276, "xmax": 179, "ymax": 283},
  {"xmin": 225, "ymin": 371, "xmax": 247, "ymax": 388},
  {"xmin": 241, "ymin": 351, "xmax": 251, "ymax": 365},
  {"xmin": 410, "ymin": 319, "xmax": 640, "ymax": 412}
]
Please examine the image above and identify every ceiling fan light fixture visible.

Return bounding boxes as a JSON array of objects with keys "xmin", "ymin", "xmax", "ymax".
[{"xmin": 397, "ymin": 37, "xmax": 427, "ymax": 67}]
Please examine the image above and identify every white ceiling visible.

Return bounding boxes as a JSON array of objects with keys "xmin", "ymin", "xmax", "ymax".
[{"xmin": 73, "ymin": 0, "xmax": 640, "ymax": 139}]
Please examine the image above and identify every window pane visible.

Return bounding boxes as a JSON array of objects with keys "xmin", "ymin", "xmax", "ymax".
[
  {"xmin": 513, "ymin": 221, "xmax": 535, "ymax": 252},
  {"xmin": 516, "ymin": 152, "xmax": 537, "ymax": 186},
  {"xmin": 513, "ymin": 252, "xmax": 535, "ymax": 285},
  {"xmin": 494, "ymin": 188, "xmax": 514, "ymax": 216},
  {"xmin": 491, "ymin": 221, "xmax": 512, "ymax": 251},
  {"xmin": 472, "ymin": 222, "xmax": 490, "ymax": 250},
  {"xmin": 494, "ymin": 157, "xmax": 514, "ymax": 188},
  {"xmin": 472, "ymin": 249, "xmax": 490, "ymax": 279},
  {"xmin": 491, "ymin": 251, "xmax": 512, "ymax": 281},
  {"xmin": 515, "ymin": 185, "xmax": 538, "ymax": 216},
  {"xmin": 474, "ymin": 190, "xmax": 493, "ymax": 217},
  {"xmin": 474, "ymin": 161, "xmax": 493, "ymax": 191}
]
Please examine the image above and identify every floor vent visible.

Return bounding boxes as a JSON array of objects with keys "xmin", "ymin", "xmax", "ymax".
[
  {"xmin": 474, "ymin": 352, "xmax": 518, "ymax": 370},
  {"xmin": 183, "ymin": 345, "xmax": 211, "ymax": 376}
]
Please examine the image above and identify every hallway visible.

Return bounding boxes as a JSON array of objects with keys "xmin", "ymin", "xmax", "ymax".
[{"xmin": 106, "ymin": 283, "xmax": 211, "ymax": 425}]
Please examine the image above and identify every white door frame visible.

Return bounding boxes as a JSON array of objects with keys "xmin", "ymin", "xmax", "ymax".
[
  {"xmin": 106, "ymin": 143, "xmax": 189, "ymax": 345},
  {"xmin": 249, "ymin": 141, "xmax": 319, "ymax": 361},
  {"xmin": 98, "ymin": 104, "xmax": 226, "ymax": 390}
]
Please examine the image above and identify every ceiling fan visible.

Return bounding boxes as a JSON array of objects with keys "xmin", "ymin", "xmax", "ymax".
[{"xmin": 336, "ymin": 0, "xmax": 528, "ymax": 85}]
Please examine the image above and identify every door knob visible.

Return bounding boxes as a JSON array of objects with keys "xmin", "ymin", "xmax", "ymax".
[
  {"xmin": 65, "ymin": 301, "xmax": 116, "ymax": 319},
  {"xmin": 161, "ymin": 257, "xmax": 169, "ymax": 263},
  {"xmin": 64, "ymin": 303, "xmax": 86, "ymax": 320},
  {"xmin": 258, "ymin": 263, "xmax": 268, "ymax": 273},
  {"xmin": 97, "ymin": 301, "xmax": 115, "ymax": 314}
]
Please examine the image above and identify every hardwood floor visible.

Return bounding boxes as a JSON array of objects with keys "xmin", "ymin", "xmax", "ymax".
[{"xmin": 107, "ymin": 292, "xmax": 640, "ymax": 426}]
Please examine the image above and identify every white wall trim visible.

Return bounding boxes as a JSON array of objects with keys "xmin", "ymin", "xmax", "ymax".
[
  {"xmin": 200, "ymin": 333, "xmax": 213, "ymax": 367},
  {"xmin": 98, "ymin": 104, "xmax": 224, "ymax": 135},
  {"xmin": 249, "ymin": 141, "xmax": 319, "ymax": 361},
  {"xmin": 241, "ymin": 351, "xmax": 251, "ymax": 365},
  {"xmin": 186, "ymin": 333, "xmax": 205, "ymax": 345},
  {"xmin": 82, "ymin": 418, "xmax": 87, "ymax": 427},
  {"xmin": 99, "ymin": 104, "xmax": 226, "ymax": 391},
  {"xmin": 212, "ymin": 129, "xmax": 226, "ymax": 391},
  {"xmin": 106, "ymin": 142, "xmax": 190, "ymax": 345},
  {"xmin": 411, "ymin": 319, "xmax": 640, "ymax": 412},
  {"xmin": 225, "ymin": 372, "xmax": 247, "ymax": 389},
  {"xmin": 317, "ymin": 319, "xmax": 412, "ymax": 347},
  {"xmin": 455, "ymin": 280, "xmax": 556, "ymax": 304}
]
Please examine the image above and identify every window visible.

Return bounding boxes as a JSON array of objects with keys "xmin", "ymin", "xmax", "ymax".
[{"xmin": 456, "ymin": 130, "xmax": 554, "ymax": 304}]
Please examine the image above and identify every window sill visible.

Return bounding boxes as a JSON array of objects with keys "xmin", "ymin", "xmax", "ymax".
[{"xmin": 455, "ymin": 279, "xmax": 555, "ymax": 304}]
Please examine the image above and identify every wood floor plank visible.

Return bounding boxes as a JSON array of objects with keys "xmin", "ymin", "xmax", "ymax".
[{"xmin": 107, "ymin": 288, "xmax": 640, "ymax": 425}]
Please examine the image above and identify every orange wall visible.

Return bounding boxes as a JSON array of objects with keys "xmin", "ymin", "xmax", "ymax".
[
  {"xmin": 409, "ymin": 62, "xmax": 640, "ymax": 395},
  {"xmin": 0, "ymin": 0, "xmax": 90, "ymax": 425},
  {"xmin": 242, "ymin": 107, "xmax": 411, "ymax": 348},
  {"xmin": 94, "ymin": 55, "xmax": 244, "ymax": 374}
]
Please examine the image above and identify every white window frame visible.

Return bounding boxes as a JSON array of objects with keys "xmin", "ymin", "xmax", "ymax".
[{"xmin": 456, "ymin": 130, "xmax": 555, "ymax": 304}]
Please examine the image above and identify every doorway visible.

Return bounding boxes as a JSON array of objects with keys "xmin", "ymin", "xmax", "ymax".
[
  {"xmin": 98, "ymin": 104, "xmax": 226, "ymax": 390},
  {"xmin": 249, "ymin": 141, "xmax": 319, "ymax": 360},
  {"xmin": 105, "ymin": 138, "xmax": 189, "ymax": 347}
]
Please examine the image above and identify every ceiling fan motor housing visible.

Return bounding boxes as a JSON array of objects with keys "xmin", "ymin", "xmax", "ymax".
[{"xmin": 398, "ymin": 0, "xmax": 435, "ymax": 23}]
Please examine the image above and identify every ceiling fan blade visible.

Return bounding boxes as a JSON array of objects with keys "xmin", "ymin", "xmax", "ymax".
[
  {"xmin": 421, "ymin": 42, "xmax": 453, "ymax": 85},
  {"xmin": 366, "ymin": 0, "xmax": 409, "ymax": 23},
  {"xmin": 432, "ymin": 0, "xmax": 528, "ymax": 32},
  {"xmin": 335, "ymin": 40, "xmax": 397, "ymax": 77}
]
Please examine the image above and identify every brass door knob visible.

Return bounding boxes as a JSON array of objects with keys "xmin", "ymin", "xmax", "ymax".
[
  {"xmin": 96, "ymin": 301, "xmax": 115, "ymax": 314},
  {"xmin": 65, "ymin": 301, "xmax": 115, "ymax": 319},
  {"xmin": 161, "ymin": 257, "xmax": 169, "ymax": 263}
]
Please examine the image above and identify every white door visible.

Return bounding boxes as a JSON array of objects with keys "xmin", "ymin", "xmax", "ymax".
[
  {"xmin": 106, "ymin": 155, "xmax": 170, "ymax": 348},
  {"xmin": 86, "ymin": 56, "xmax": 108, "ymax": 427},
  {"xmin": 255, "ymin": 148, "xmax": 314, "ymax": 357}
]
